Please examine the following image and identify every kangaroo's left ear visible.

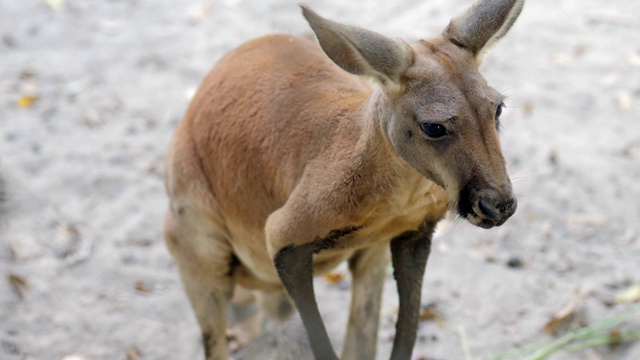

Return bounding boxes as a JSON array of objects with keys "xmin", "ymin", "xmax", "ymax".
[
  {"xmin": 301, "ymin": 4, "xmax": 414, "ymax": 90},
  {"xmin": 444, "ymin": 0, "xmax": 524, "ymax": 59}
]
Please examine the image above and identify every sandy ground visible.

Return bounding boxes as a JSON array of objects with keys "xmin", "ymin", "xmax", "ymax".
[{"xmin": 1, "ymin": 0, "xmax": 640, "ymax": 359}]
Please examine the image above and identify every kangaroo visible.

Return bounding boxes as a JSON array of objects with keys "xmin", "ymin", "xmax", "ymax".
[{"xmin": 163, "ymin": 0, "xmax": 523, "ymax": 359}]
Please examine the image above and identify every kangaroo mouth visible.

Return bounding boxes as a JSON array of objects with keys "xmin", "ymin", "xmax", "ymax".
[
  {"xmin": 457, "ymin": 183, "xmax": 517, "ymax": 229},
  {"xmin": 462, "ymin": 208, "xmax": 505, "ymax": 229},
  {"xmin": 457, "ymin": 184, "xmax": 475, "ymax": 219}
]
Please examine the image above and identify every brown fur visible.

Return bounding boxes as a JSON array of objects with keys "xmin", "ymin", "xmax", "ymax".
[{"xmin": 163, "ymin": 1, "xmax": 524, "ymax": 359}]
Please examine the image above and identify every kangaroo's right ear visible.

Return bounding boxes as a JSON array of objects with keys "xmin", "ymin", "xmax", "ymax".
[
  {"xmin": 444, "ymin": 0, "xmax": 524, "ymax": 58},
  {"xmin": 300, "ymin": 4, "xmax": 413, "ymax": 90}
]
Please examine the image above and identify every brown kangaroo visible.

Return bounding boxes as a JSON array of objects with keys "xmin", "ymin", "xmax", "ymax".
[{"xmin": 163, "ymin": 0, "xmax": 524, "ymax": 359}]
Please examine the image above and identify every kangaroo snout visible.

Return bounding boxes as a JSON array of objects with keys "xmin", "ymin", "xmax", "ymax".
[
  {"xmin": 459, "ymin": 186, "xmax": 517, "ymax": 229},
  {"xmin": 477, "ymin": 188, "xmax": 517, "ymax": 227}
]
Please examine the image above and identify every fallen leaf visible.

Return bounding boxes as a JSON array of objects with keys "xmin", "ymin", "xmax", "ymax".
[
  {"xmin": 15, "ymin": 95, "xmax": 37, "ymax": 108},
  {"xmin": 8, "ymin": 273, "xmax": 29, "ymax": 299},
  {"xmin": 135, "ymin": 281, "xmax": 150, "ymax": 293},
  {"xmin": 614, "ymin": 284, "xmax": 640, "ymax": 304},
  {"xmin": 419, "ymin": 303, "xmax": 445, "ymax": 327},
  {"xmin": 126, "ymin": 347, "xmax": 140, "ymax": 360},
  {"xmin": 323, "ymin": 272, "xmax": 346, "ymax": 284},
  {"xmin": 609, "ymin": 329, "xmax": 623, "ymax": 342},
  {"xmin": 523, "ymin": 100, "xmax": 534, "ymax": 118},
  {"xmin": 543, "ymin": 290, "xmax": 580, "ymax": 334}
]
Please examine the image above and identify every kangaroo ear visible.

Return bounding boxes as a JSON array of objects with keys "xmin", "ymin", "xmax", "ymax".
[
  {"xmin": 301, "ymin": 4, "xmax": 413, "ymax": 89},
  {"xmin": 444, "ymin": 0, "xmax": 524, "ymax": 58}
]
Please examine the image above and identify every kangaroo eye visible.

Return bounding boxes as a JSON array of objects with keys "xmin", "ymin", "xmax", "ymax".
[
  {"xmin": 419, "ymin": 122, "xmax": 448, "ymax": 138},
  {"xmin": 495, "ymin": 103, "xmax": 504, "ymax": 118}
]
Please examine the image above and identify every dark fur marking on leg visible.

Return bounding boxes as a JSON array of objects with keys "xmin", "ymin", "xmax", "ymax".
[
  {"xmin": 389, "ymin": 219, "xmax": 436, "ymax": 360},
  {"xmin": 274, "ymin": 226, "xmax": 361, "ymax": 269},
  {"xmin": 312, "ymin": 226, "xmax": 361, "ymax": 253},
  {"xmin": 274, "ymin": 244, "xmax": 298, "ymax": 273},
  {"xmin": 272, "ymin": 227, "xmax": 361, "ymax": 360}
]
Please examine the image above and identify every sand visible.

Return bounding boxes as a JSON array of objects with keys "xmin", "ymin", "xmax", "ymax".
[{"xmin": 1, "ymin": 0, "xmax": 639, "ymax": 359}]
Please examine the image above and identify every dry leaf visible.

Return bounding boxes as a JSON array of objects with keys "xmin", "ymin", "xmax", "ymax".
[
  {"xmin": 419, "ymin": 307, "xmax": 443, "ymax": 322},
  {"xmin": 323, "ymin": 272, "xmax": 346, "ymax": 284},
  {"xmin": 126, "ymin": 347, "xmax": 140, "ymax": 360},
  {"xmin": 543, "ymin": 290, "xmax": 580, "ymax": 334},
  {"xmin": 419, "ymin": 309, "xmax": 438, "ymax": 321},
  {"xmin": 8, "ymin": 273, "xmax": 29, "ymax": 299},
  {"xmin": 16, "ymin": 95, "xmax": 37, "ymax": 108},
  {"xmin": 135, "ymin": 281, "xmax": 150, "ymax": 293},
  {"xmin": 614, "ymin": 284, "xmax": 640, "ymax": 304},
  {"xmin": 419, "ymin": 303, "xmax": 445, "ymax": 326},
  {"xmin": 523, "ymin": 100, "xmax": 534, "ymax": 118}
]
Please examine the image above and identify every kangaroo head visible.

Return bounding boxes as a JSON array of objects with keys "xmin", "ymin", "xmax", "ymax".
[{"xmin": 302, "ymin": 0, "xmax": 524, "ymax": 228}]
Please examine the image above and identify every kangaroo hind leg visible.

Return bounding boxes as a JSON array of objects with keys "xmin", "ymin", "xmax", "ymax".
[{"xmin": 164, "ymin": 208, "xmax": 234, "ymax": 360}]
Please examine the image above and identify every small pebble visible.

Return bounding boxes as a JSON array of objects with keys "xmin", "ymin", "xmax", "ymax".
[{"xmin": 507, "ymin": 256, "xmax": 524, "ymax": 268}]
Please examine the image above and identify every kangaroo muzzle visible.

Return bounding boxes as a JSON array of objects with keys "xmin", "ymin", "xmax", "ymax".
[{"xmin": 458, "ymin": 184, "xmax": 517, "ymax": 229}]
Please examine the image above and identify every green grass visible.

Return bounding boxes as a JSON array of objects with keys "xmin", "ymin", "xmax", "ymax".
[{"xmin": 483, "ymin": 305, "xmax": 640, "ymax": 360}]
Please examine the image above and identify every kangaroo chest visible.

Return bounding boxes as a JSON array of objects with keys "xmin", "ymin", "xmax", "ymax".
[{"xmin": 311, "ymin": 176, "xmax": 448, "ymax": 271}]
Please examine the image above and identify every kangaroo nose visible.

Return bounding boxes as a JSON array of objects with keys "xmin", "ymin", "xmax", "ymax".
[
  {"xmin": 478, "ymin": 198, "xmax": 500, "ymax": 220},
  {"xmin": 477, "ymin": 190, "xmax": 517, "ymax": 226}
]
